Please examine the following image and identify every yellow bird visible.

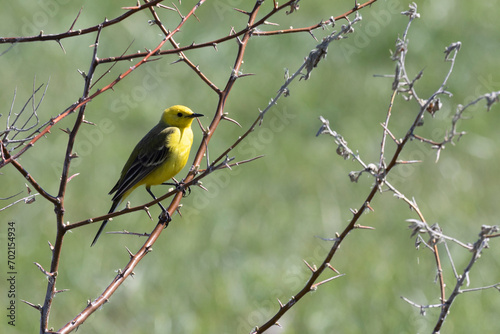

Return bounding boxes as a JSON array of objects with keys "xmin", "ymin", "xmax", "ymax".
[{"xmin": 91, "ymin": 105, "xmax": 203, "ymax": 246}]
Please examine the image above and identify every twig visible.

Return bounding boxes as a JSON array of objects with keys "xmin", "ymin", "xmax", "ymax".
[{"xmin": 0, "ymin": 193, "xmax": 39, "ymax": 212}]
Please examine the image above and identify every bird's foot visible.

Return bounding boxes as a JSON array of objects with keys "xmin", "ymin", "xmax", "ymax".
[
  {"xmin": 177, "ymin": 182, "xmax": 191, "ymax": 198},
  {"xmin": 158, "ymin": 210, "xmax": 171, "ymax": 226},
  {"xmin": 162, "ymin": 179, "xmax": 191, "ymax": 197}
]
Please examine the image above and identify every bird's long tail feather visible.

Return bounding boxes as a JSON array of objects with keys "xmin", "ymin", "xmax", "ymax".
[{"xmin": 91, "ymin": 200, "xmax": 120, "ymax": 246}]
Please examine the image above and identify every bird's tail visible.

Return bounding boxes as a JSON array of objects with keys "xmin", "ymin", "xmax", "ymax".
[{"xmin": 91, "ymin": 200, "xmax": 120, "ymax": 246}]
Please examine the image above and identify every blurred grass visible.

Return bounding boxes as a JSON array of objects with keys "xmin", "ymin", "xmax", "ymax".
[{"xmin": 1, "ymin": 0, "xmax": 500, "ymax": 333}]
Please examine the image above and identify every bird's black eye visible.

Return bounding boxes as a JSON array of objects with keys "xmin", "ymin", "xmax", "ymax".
[{"xmin": 177, "ymin": 112, "xmax": 183, "ymax": 117}]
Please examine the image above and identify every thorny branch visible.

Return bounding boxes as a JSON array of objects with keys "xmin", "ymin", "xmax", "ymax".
[
  {"xmin": 87, "ymin": 1, "xmax": 370, "ymax": 65},
  {"xmin": 401, "ymin": 225, "xmax": 500, "ymax": 334},
  {"xmin": 0, "ymin": 81, "xmax": 50, "ymax": 149},
  {"xmin": 0, "ymin": 0, "xmax": 165, "ymax": 44},
  {"xmin": 314, "ymin": 3, "xmax": 499, "ymax": 334}
]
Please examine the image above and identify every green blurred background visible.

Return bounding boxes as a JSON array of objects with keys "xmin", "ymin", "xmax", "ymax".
[{"xmin": 1, "ymin": 0, "xmax": 499, "ymax": 333}]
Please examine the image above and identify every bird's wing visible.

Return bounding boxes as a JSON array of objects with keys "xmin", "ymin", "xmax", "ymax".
[{"xmin": 110, "ymin": 127, "xmax": 175, "ymax": 201}]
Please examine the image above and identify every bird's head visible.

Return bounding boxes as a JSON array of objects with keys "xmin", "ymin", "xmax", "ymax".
[{"xmin": 161, "ymin": 105, "xmax": 204, "ymax": 128}]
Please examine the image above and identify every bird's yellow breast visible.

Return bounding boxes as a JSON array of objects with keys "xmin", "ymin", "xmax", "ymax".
[{"xmin": 143, "ymin": 127, "xmax": 194, "ymax": 187}]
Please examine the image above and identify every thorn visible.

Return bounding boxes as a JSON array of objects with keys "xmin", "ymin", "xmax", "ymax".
[
  {"xmin": 68, "ymin": 7, "xmax": 83, "ymax": 31},
  {"xmin": 157, "ymin": 4, "xmax": 176, "ymax": 11},
  {"xmin": 56, "ymin": 40, "xmax": 66, "ymax": 54},
  {"xmin": 236, "ymin": 72, "xmax": 255, "ymax": 78},
  {"xmin": 67, "ymin": 173, "xmax": 80, "ymax": 182},
  {"xmin": 196, "ymin": 182, "xmax": 209, "ymax": 192},
  {"xmin": 59, "ymin": 128, "xmax": 71, "ymax": 134},
  {"xmin": 48, "ymin": 241, "xmax": 54, "ymax": 251},
  {"xmin": 233, "ymin": 8, "xmax": 251, "ymax": 16},
  {"xmin": 365, "ymin": 203, "xmax": 374, "ymax": 212},
  {"xmin": 212, "ymin": 43, "xmax": 218, "ymax": 51},
  {"xmin": 274, "ymin": 322, "xmax": 282, "ymax": 328},
  {"xmin": 170, "ymin": 58, "xmax": 184, "ymax": 65},
  {"xmin": 171, "ymin": 2, "xmax": 184, "ymax": 19},
  {"xmin": 263, "ymin": 21, "xmax": 279, "ymax": 26},
  {"xmin": 396, "ymin": 160, "xmax": 422, "ymax": 164},
  {"xmin": 350, "ymin": 208, "xmax": 358, "ymax": 215},
  {"xmin": 34, "ymin": 262, "xmax": 53, "ymax": 277},
  {"xmin": 125, "ymin": 246, "xmax": 134, "ymax": 258},
  {"xmin": 122, "ymin": 5, "xmax": 140, "ymax": 10},
  {"xmin": 219, "ymin": 155, "xmax": 235, "ymax": 171},
  {"xmin": 144, "ymin": 206, "xmax": 152, "ymax": 220},
  {"xmin": 176, "ymin": 204, "xmax": 183, "ymax": 218},
  {"xmin": 308, "ymin": 30, "xmax": 318, "ymax": 41},
  {"xmin": 354, "ymin": 224, "xmax": 376, "ymax": 230},
  {"xmin": 326, "ymin": 263, "xmax": 340, "ymax": 274},
  {"xmin": 82, "ymin": 119, "xmax": 96, "ymax": 126},
  {"xmin": 55, "ymin": 289, "xmax": 70, "ymax": 294},
  {"xmin": 77, "ymin": 69, "xmax": 87, "ymax": 80},
  {"xmin": 277, "ymin": 298, "xmax": 284, "ymax": 308},
  {"xmin": 311, "ymin": 274, "xmax": 346, "ymax": 289},
  {"xmin": 303, "ymin": 259, "xmax": 316, "ymax": 272},
  {"xmin": 21, "ymin": 300, "xmax": 42, "ymax": 311}
]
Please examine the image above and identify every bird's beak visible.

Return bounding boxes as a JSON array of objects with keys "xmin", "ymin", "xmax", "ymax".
[{"xmin": 189, "ymin": 113, "xmax": 204, "ymax": 118}]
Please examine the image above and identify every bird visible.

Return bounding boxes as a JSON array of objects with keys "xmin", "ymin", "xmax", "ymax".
[{"xmin": 91, "ymin": 105, "xmax": 203, "ymax": 246}]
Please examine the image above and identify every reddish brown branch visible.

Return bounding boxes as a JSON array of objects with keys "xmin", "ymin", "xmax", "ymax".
[{"xmin": 0, "ymin": 0, "xmax": 165, "ymax": 44}]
